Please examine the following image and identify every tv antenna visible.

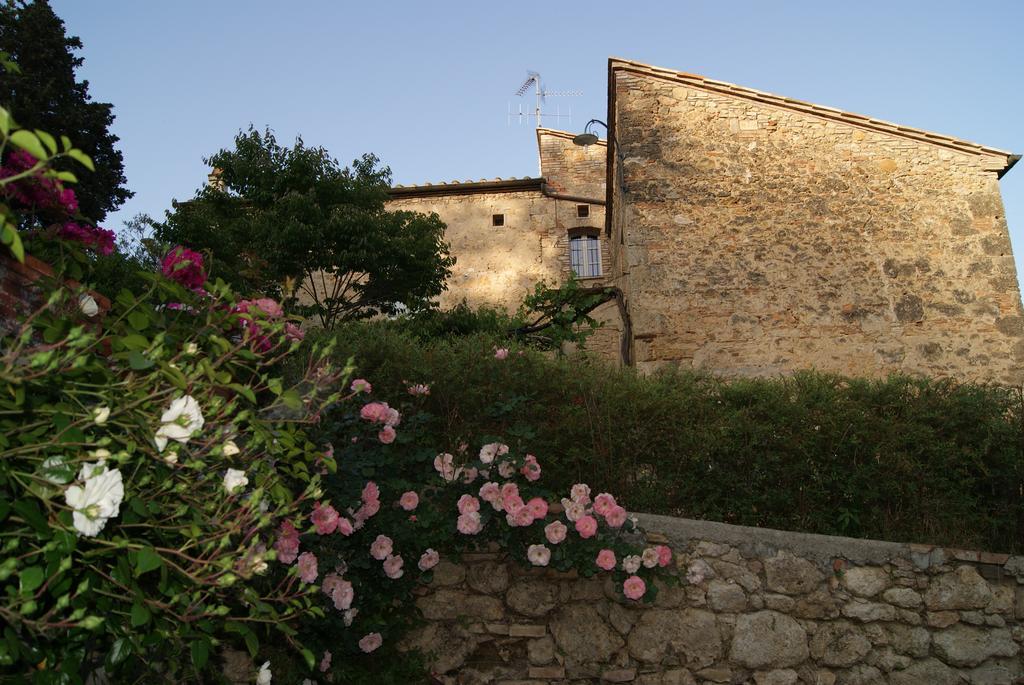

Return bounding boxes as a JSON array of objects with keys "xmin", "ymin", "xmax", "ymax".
[{"xmin": 508, "ymin": 70, "xmax": 582, "ymax": 127}]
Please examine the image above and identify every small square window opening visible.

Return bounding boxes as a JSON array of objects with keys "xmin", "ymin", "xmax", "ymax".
[
  {"xmin": 492, "ymin": 214, "xmax": 504, "ymax": 227},
  {"xmin": 576, "ymin": 204, "xmax": 590, "ymax": 218}
]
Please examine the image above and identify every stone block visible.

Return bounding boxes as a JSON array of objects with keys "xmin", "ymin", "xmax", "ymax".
[
  {"xmin": 842, "ymin": 567, "xmax": 890, "ymax": 598},
  {"xmin": 602, "ymin": 668, "xmax": 638, "ymax": 682},
  {"xmin": 527, "ymin": 665, "xmax": 565, "ymax": 678},
  {"xmin": 729, "ymin": 610, "xmax": 808, "ymax": 669},
  {"xmin": 924, "ymin": 565, "xmax": 993, "ymax": 611},
  {"xmin": 509, "ymin": 624, "xmax": 546, "ymax": 638}
]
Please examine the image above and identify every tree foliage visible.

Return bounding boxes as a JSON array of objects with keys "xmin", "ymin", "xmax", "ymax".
[
  {"xmin": 156, "ymin": 127, "xmax": 455, "ymax": 328},
  {"xmin": 0, "ymin": 0, "xmax": 131, "ymax": 222}
]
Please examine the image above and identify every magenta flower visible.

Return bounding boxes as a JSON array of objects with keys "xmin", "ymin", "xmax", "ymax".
[
  {"xmin": 361, "ymin": 481, "xmax": 380, "ymax": 504},
  {"xmin": 284, "ymin": 322, "xmax": 304, "ymax": 342},
  {"xmin": 161, "ymin": 246, "xmax": 206, "ymax": 290},
  {"xmin": 655, "ymin": 545, "xmax": 672, "ymax": 567},
  {"xmin": 493, "ymin": 347, "xmax": 509, "ymax": 360},
  {"xmin": 336, "ymin": 517, "xmax": 354, "ymax": 536},
  {"xmin": 273, "ymin": 520, "xmax": 300, "ymax": 564}
]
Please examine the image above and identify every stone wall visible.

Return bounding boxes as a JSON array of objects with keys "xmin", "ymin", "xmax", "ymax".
[
  {"xmin": 386, "ymin": 144, "xmax": 622, "ymax": 363},
  {"xmin": 608, "ymin": 60, "xmax": 1024, "ymax": 383},
  {"xmin": 403, "ymin": 514, "xmax": 1024, "ymax": 684}
]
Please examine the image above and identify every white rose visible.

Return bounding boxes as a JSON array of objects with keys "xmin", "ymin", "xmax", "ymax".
[
  {"xmin": 64, "ymin": 461, "xmax": 124, "ymax": 537},
  {"xmin": 621, "ymin": 555, "xmax": 642, "ymax": 574},
  {"xmin": 91, "ymin": 406, "xmax": 110, "ymax": 425},
  {"xmin": 223, "ymin": 440, "xmax": 240, "ymax": 456},
  {"xmin": 526, "ymin": 544, "xmax": 550, "ymax": 567},
  {"xmin": 154, "ymin": 395, "xmax": 204, "ymax": 452},
  {"xmin": 223, "ymin": 468, "xmax": 248, "ymax": 494},
  {"xmin": 641, "ymin": 547, "xmax": 660, "ymax": 569},
  {"xmin": 184, "ymin": 342, "xmax": 199, "ymax": 355},
  {"xmin": 256, "ymin": 661, "xmax": 272, "ymax": 685},
  {"xmin": 78, "ymin": 294, "xmax": 99, "ymax": 317}
]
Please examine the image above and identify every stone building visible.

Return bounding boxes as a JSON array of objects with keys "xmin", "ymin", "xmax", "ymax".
[{"xmin": 391, "ymin": 58, "xmax": 1024, "ymax": 384}]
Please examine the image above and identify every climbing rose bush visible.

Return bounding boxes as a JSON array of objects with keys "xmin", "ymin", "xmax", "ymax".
[{"xmin": 259, "ymin": 350, "xmax": 678, "ymax": 683}]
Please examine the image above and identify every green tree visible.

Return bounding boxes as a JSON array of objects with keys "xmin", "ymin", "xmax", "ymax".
[
  {"xmin": 0, "ymin": 0, "xmax": 132, "ymax": 222},
  {"xmin": 156, "ymin": 127, "xmax": 455, "ymax": 328}
]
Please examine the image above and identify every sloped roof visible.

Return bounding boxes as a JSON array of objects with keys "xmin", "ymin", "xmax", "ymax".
[
  {"xmin": 609, "ymin": 58, "xmax": 1018, "ymax": 177},
  {"xmin": 388, "ymin": 176, "xmax": 544, "ymax": 198}
]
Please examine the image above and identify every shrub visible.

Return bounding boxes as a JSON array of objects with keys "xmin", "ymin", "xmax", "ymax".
[{"xmin": 312, "ymin": 321, "xmax": 1024, "ymax": 553}]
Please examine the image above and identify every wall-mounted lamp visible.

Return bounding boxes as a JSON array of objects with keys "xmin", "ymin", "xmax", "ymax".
[{"xmin": 572, "ymin": 119, "xmax": 608, "ymax": 146}]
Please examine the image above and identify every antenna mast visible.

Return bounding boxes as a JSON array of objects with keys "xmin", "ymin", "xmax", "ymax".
[{"xmin": 509, "ymin": 70, "xmax": 582, "ymax": 128}]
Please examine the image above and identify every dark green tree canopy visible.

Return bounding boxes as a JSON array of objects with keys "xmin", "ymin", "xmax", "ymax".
[
  {"xmin": 0, "ymin": 0, "xmax": 131, "ymax": 222},
  {"xmin": 156, "ymin": 127, "xmax": 455, "ymax": 327}
]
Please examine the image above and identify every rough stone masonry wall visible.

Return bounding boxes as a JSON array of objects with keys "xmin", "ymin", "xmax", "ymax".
[
  {"xmin": 402, "ymin": 514, "xmax": 1024, "ymax": 685},
  {"xmin": 386, "ymin": 188, "xmax": 622, "ymax": 364},
  {"xmin": 610, "ymin": 69, "xmax": 1024, "ymax": 383}
]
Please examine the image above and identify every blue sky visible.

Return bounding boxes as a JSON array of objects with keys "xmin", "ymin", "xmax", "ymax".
[{"xmin": 52, "ymin": 0, "xmax": 1024, "ymax": 287}]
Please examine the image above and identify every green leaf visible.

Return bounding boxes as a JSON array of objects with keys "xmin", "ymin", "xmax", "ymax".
[
  {"xmin": 34, "ymin": 129, "xmax": 57, "ymax": 155},
  {"xmin": 127, "ymin": 311, "xmax": 149, "ymax": 332},
  {"xmin": 67, "ymin": 148, "xmax": 95, "ymax": 171},
  {"xmin": 54, "ymin": 170, "xmax": 78, "ymax": 183},
  {"xmin": 0, "ymin": 106, "xmax": 9, "ymax": 136},
  {"xmin": 190, "ymin": 637, "xmax": 210, "ymax": 669},
  {"xmin": 130, "ymin": 601, "xmax": 150, "ymax": 627},
  {"xmin": 60, "ymin": 135, "xmax": 72, "ymax": 152},
  {"xmin": 1, "ymin": 225, "xmax": 24, "ymax": 262},
  {"xmin": 18, "ymin": 566, "xmax": 44, "ymax": 594},
  {"xmin": 9, "ymin": 130, "xmax": 46, "ymax": 161},
  {"xmin": 228, "ymin": 384, "xmax": 256, "ymax": 404},
  {"xmin": 300, "ymin": 647, "xmax": 315, "ymax": 670},
  {"xmin": 134, "ymin": 547, "xmax": 163, "ymax": 576},
  {"xmin": 107, "ymin": 638, "xmax": 131, "ymax": 667},
  {"xmin": 120, "ymin": 333, "xmax": 149, "ymax": 350},
  {"xmin": 128, "ymin": 350, "xmax": 154, "ymax": 370}
]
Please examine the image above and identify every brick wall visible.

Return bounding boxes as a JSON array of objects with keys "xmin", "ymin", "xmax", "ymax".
[{"xmin": 609, "ymin": 61, "xmax": 1024, "ymax": 383}]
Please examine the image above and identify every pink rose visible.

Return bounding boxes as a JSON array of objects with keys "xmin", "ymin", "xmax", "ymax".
[
  {"xmin": 297, "ymin": 551, "xmax": 318, "ymax": 583},
  {"xmin": 655, "ymin": 545, "xmax": 672, "ymax": 567},
  {"xmin": 378, "ymin": 425, "xmax": 396, "ymax": 444},
  {"xmin": 274, "ymin": 520, "xmax": 300, "ymax": 564},
  {"xmin": 399, "ymin": 491, "xmax": 419, "ymax": 511},
  {"xmin": 356, "ymin": 497, "xmax": 380, "ymax": 520},
  {"xmin": 623, "ymin": 575, "xmax": 646, "ymax": 601},
  {"xmin": 503, "ymin": 495, "xmax": 525, "ymax": 516},
  {"xmin": 526, "ymin": 497, "xmax": 549, "ymax": 520},
  {"xmin": 336, "ymin": 517, "xmax": 354, "ymax": 536},
  {"xmin": 513, "ymin": 507, "xmax": 535, "ymax": 527},
  {"xmin": 575, "ymin": 515, "xmax": 598, "ymax": 539},
  {"xmin": 358, "ymin": 633, "xmax": 383, "ymax": 653},
  {"xmin": 321, "ymin": 574, "xmax": 354, "ymax": 610},
  {"xmin": 362, "ymin": 481, "xmax": 380, "ymax": 504},
  {"xmin": 457, "ymin": 494, "xmax": 481, "ymax": 515},
  {"xmin": 284, "ymin": 322, "xmax": 304, "ymax": 342},
  {"xmin": 370, "ymin": 534, "xmax": 393, "ymax": 561},
  {"xmin": 359, "ymin": 402, "xmax": 388, "ymax": 423},
  {"xmin": 527, "ymin": 544, "xmax": 550, "ymax": 566},
  {"xmin": 434, "ymin": 453, "xmax": 460, "ymax": 482},
  {"xmin": 596, "ymin": 549, "xmax": 617, "ymax": 571},
  {"xmin": 642, "ymin": 547, "xmax": 660, "ymax": 569},
  {"xmin": 407, "ymin": 383, "xmax": 430, "ymax": 396},
  {"xmin": 457, "ymin": 511, "xmax": 482, "ymax": 535},
  {"xmin": 462, "ymin": 466, "xmax": 479, "ymax": 484},
  {"xmin": 497, "ymin": 461, "xmax": 516, "ymax": 479},
  {"xmin": 593, "ymin": 493, "xmax": 617, "ymax": 517},
  {"xmin": 493, "ymin": 347, "xmax": 509, "ymax": 360},
  {"xmin": 605, "ymin": 505, "xmax": 627, "ymax": 528},
  {"xmin": 479, "ymin": 481, "xmax": 501, "ymax": 504},
  {"xmin": 311, "ymin": 503, "xmax": 340, "ymax": 535},
  {"xmin": 418, "ymin": 548, "xmax": 440, "ymax": 571},
  {"xmin": 562, "ymin": 498, "xmax": 587, "ymax": 522},
  {"xmin": 520, "ymin": 454, "xmax": 541, "ymax": 481},
  {"xmin": 383, "ymin": 407, "xmax": 401, "ymax": 427},
  {"xmin": 351, "ymin": 378, "xmax": 372, "ymax": 394},
  {"xmin": 319, "ymin": 649, "xmax": 332, "ymax": 673},
  {"xmin": 383, "ymin": 554, "xmax": 404, "ymax": 579},
  {"xmin": 252, "ymin": 297, "xmax": 284, "ymax": 318},
  {"xmin": 544, "ymin": 520, "xmax": 567, "ymax": 544},
  {"xmin": 570, "ymin": 483, "xmax": 591, "ymax": 504},
  {"xmin": 479, "ymin": 442, "xmax": 509, "ymax": 464},
  {"xmin": 500, "ymin": 482, "xmax": 519, "ymax": 502}
]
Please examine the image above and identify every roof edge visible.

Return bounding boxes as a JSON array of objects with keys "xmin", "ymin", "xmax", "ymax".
[
  {"xmin": 609, "ymin": 57, "xmax": 1016, "ymax": 173},
  {"xmin": 536, "ymin": 127, "xmax": 608, "ymax": 147},
  {"xmin": 388, "ymin": 177, "xmax": 544, "ymax": 199}
]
